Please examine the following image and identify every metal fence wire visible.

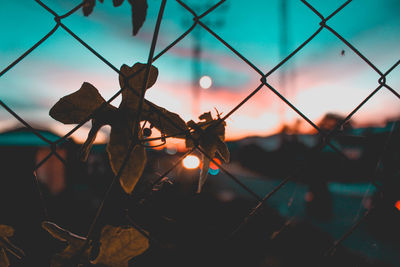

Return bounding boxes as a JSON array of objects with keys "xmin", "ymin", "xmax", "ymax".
[{"xmin": 0, "ymin": 0, "xmax": 399, "ymax": 265}]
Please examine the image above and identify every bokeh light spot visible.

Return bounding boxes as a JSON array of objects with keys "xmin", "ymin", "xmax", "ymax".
[
  {"xmin": 208, "ymin": 168, "xmax": 220, "ymax": 176},
  {"xmin": 182, "ymin": 155, "xmax": 200, "ymax": 169},
  {"xmin": 199, "ymin": 75, "xmax": 212, "ymax": 89},
  {"xmin": 209, "ymin": 158, "xmax": 221, "ymax": 170}
]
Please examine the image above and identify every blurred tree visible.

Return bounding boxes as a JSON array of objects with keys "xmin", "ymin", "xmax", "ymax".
[{"xmin": 318, "ymin": 113, "xmax": 353, "ymax": 133}]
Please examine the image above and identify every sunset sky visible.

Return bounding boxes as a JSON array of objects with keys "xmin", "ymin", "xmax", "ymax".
[{"xmin": 0, "ymin": 0, "xmax": 399, "ymax": 144}]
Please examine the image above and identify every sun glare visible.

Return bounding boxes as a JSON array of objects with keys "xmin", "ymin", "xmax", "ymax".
[{"xmin": 395, "ymin": 200, "xmax": 400, "ymax": 212}]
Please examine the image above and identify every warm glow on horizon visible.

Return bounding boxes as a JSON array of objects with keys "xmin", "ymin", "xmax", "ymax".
[{"xmin": 1, "ymin": 77, "xmax": 398, "ymax": 145}]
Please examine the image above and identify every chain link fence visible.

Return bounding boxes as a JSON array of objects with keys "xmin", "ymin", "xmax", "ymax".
[{"xmin": 0, "ymin": 0, "xmax": 399, "ymax": 266}]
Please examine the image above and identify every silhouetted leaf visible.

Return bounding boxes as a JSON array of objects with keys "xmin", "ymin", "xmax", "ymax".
[
  {"xmin": 107, "ymin": 119, "xmax": 147, "ymax": 194},
  {"xmin": 198, "ymin": 143, "xmax": 217, "ymax": 193},
  {"xmin": 42, "ymin": 221, "xmax": 90, "ymax": 267},
  {"xmin": 50, "ymin": 62, "xmax": 187, "ymax": 194},
  {"xmin": 119, "ymin": 63, "xmax": 188, "ymax": 137},
  {"xmin": 50, "ymin": 82, "xmax": 117, "ymax": 161},
  {"xmin": 79, "ymin": 119, "xmax": 105, "ymax": 162},
  {"xmin": 49, "ymin": 82, "xmax": 115, "ymax": 125},
  {"xmin": 83, "ymin": 0, "xmax": 96, "ymax": 16},
  {"xmin": 0, "ymin": 249, "xmax": 9, "ymax": 267},
  {"xmin": 128, "ymin": 0, "xmax": 148, "ymax": 35},
  {"xmin": 186, "ymin": 112, "xmax": 230, "ymax": 192},
  {"xmin": 91, "ymin": 225, "xmax": 149, "ymax": 267},
  {"xmin": 142, "ymin": 103, "xmax": 188, "ymax": 137},
  {"xmin": 0, "ymin": 225, "xmax": 13, "ymax": 267},
  {"xmin": 0, "ymin": 225, "xmax": 24, "ymax": 267},
  {"xmin": 118, "ymin": 63, "xmax": 158, "ymax": 109},
  {"xmin": 118, "ymin": 63, "xmax": 187, "ymax": 137},
  {"xmin": 215, "ymin": 137, "xmax": 229, "ymax": 162},
  {"xmin": 82, "ymin": 0, "xmax": 147, "ymax": 36}
]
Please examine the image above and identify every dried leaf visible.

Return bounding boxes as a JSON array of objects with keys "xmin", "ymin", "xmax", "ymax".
[
  {"xmin": 42, "ymin": 221, "xmax": 90, "ymax": 267},
  {"xmin": 186, "ymin": 112, "xmax": 230, "ymax": 192},
  {"xmin": 50, "ymin": 82, "xmax": 117, "ymax": 161},
  {"xmin": 49, "ymin": 82, "xmax": 115, "ymax": 125},
  {"xmin": 0, "ymin": 225, "xmax": 24, "ymax": 267},
  {"xmin": 0, "ymin": 249, "xmax": 9, "ymax": 267},
  {"xmin": 119, "ymin": 63, "xmax": 158, "ymax": 108},
  {"xmin": 79, "ymin": 120, "xmax": 103, "ymax": 162},
  {"xmin": 128, "ymin": 0, "xmax": 148, "ymax": 35},
  {"xmin": 142, "ymin": 103, "xmax": 188, "ymax": 137},
  {"xmin": 107, "ymin": 119, "xmax": 146, "ymax": 194},
  {"xmin": 83, "ymin": 0, "xmax": 96, "ymax": 16},
  {"xmin": 0, "ymin": 226, "xmax": 13, "ymax": 238},
  {"xmin": 50, "ymin": 63, "xmax": 187, "ymax": 194},
  {"xmin": 215, "ymin": 138, "xmax": 230, "ymax": 162},
  {"xmin": 198, "ymin": 144, "xmax": 217, "ymax": 193},
  {"xmin": 91, "ymin": 225, "xmax": 149, "ymax": 267},
  {"xmin": 118, "ymin": 63, "xmax": 188, "ymax": 137},
  {"xmin": 83, "ymin": 0, "xmax": 147, "ymax": 36}
]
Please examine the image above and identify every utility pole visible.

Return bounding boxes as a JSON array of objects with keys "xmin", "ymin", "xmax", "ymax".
[
  {"xmin": 192, "ymin": 26, "xmax": 202, "ymax": 117},
  {"xmin": 279, "ymin": 0, "xmax": 288, "ymax": 125},
  {"xmin": 279, "ymin": 0, "xmax": 297, "ymax": 125},
  {"xmin": 182, "ymin": 1, "xmax": 228, "ymax": 118}
]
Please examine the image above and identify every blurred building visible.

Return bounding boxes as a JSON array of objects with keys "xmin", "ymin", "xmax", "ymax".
[{"xmin": 0, "ymin": 127, "xmax": 70, "ymax": 194}]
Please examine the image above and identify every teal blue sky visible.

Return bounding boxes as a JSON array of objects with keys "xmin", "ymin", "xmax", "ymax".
[{"xmin": 0, "ymin": 0, "xmax": 399, "ymax": 142}]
